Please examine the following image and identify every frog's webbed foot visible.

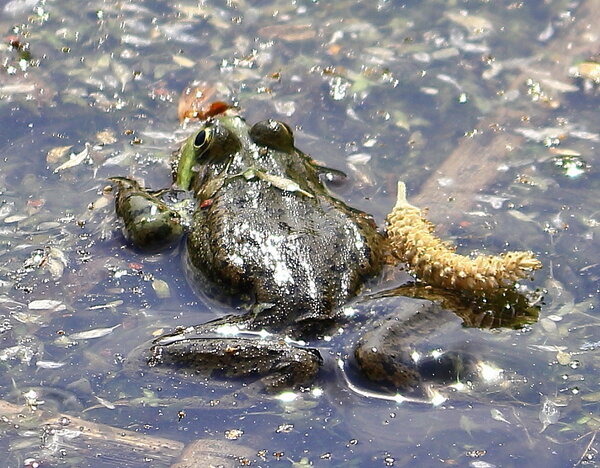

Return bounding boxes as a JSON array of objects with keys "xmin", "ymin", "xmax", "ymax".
[
  {"xmin": 351, "ymin": 299, "xmax": 484, "ymax": 396},
  {"xmin": 109, "ymin": 177, "xmax": 184, "ymax": 251},
  {"xmin": 260, "ymin": 346, "xmax": 323, "ymax": 392}
]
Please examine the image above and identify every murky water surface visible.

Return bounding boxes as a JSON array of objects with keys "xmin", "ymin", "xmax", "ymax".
[{"xmin": 1, "ymin": 1, "xmax": 599, "ymax": 467}]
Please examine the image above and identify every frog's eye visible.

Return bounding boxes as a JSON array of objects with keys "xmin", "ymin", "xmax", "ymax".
[
  {"xmin": 249, "ymin": 119, "xmax": 295, "ymax": 152},
  {"xmin": 193, "ymin": 127, "xmax": 212, "ymax": 158},
  {"xmin": 194, "ymin": 122, "xmax": 241, "ymax": 163}
]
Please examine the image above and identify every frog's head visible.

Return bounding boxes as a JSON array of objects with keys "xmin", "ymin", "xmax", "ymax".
[{"xmin": 174, "ymin": 116, "xmax": 297, "ymax": 191}]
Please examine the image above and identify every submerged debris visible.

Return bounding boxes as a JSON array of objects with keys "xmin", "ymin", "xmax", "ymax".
[{"xmin": 386, "ymin": 182, "xmax": 541, "ymax": 293}]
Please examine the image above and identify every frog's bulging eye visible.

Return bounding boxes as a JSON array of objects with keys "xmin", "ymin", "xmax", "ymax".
[
  {"xmin": 194, "ymin": 130, "xmax": 207, "ymax": 147},
  {"xmin": 193, "ymin": 127, "xmax": 215, "ymax": 162},
  {"xmin": 193, "ymin": 127, "xmax": 212, "ymax": 152},
  {"xmin": 250, "ymin": 119, "xmax": 295, "ymax": 152},
  {"xmin": 193, "ymin": 123, "xmax": 241, "ymax": 163}
]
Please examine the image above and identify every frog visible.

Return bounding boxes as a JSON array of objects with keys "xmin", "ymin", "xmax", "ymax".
[{"xmin": 111, "ymin": 112, "xmax": 539, "ymax": 396}]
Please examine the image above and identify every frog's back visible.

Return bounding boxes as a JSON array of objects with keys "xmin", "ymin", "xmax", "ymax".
[{"xmin": 184, "ymin": 118, "xmax": 384, "ymax": 333}]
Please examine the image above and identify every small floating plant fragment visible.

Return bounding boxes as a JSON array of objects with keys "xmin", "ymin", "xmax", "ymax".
[
  {"xmin": 445, "ymin": 10, "xmax": 493, "ymax": 37},
  {"xmin": 69, "ymin": 324, "xmax": 121, "ymax": 340},
  {"xmin": 53, "ymin": 144, "xmax": 91, "ymax": 172},
  {"xmin": 36, "ymin": 360, "xmax": 65, "ymax": 369},
  {"xmin": 386, "ymin": 182, "xmax": 542, "ymax": 293},
  {"xmin": 552, "ymin": 154, "xmax": 588, "ymax": 178},
  {"xmin": 569, "ymin": 61, "xmax": 600, "ymax": 84},
  {"xmin": 242, "ymin": 168, "xmax": 314, "ymax": 198},
  {"xmin": 46, "ymin": 145, "xmax": 73, "ymax": 164}
]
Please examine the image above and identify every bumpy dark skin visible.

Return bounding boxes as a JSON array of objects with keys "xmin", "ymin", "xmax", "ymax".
[
  {"xmin": 115, "ymin": 115, "xmax": 385, "ymax": 390},
  {"xmin": 183, "ymin": 117, "xmax": 384, "ymax": 336}
]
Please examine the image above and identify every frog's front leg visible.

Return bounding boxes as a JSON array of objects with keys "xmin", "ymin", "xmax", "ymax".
[
  {"xmin": 110, "ymin": 177, "xmax": 184, "ymax": 251},
  {"xmin": 148, "ymin": 326, "xmax": 322, "ymax": 392}
]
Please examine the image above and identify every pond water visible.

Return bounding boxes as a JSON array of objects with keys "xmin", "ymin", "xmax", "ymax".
[{"xmin": 1, "ymin": 0, "xmax": 599, "ymax": 467}]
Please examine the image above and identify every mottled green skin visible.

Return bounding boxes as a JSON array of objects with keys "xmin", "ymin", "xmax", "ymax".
[{"xmin": 181, "ymin": 116, "xmax": 385, "ymax": 336}]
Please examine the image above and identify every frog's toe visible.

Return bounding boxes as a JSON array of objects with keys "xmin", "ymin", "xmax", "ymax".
[{"xmin": 262, "ymin": 347, "xmax": 322, "ymax": 392}]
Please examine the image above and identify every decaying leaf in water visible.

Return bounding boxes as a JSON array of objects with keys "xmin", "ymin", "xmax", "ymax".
[
  {"xmin": 69, "ymin": 324, "xmax": 120, "ymax": 340},
  {"xmin": 538, "ymin": 77, "xmax": 578, "ymax": 94},
  {"xmin": 459, "ymin": 414, "xmax": 480, "ymax": 436},
  {"xmin": 529, "ymin": 344, "xmax": 568, "ymax": 353},
  {"xmin": 54, "ymin": 144, "xmax": 90, "ymax": 172},
  {"xmin": 556, "ymin": 351, "xmax": 571, "ymax": 365},
  {"xmin": 514, "ymin": 127, "xmax": 566, "ymax": 143},
  {"xmin": 4, "ymin": 214, "xmax": 28, "ymax": 224},
  {"xmin": 43, "ymin": 247, "xmax": 68, "ymax": 279},
  {"xmin": 445, "ymin": 11, "xmax": 492, "ymax": 37},
  {"xmin": 88, "ymin": 193, "xmax": 111, "ymax": 211},
  {"xmin": 548, "ymin": 147, "xmax": 581, "ymax": 157},
  {"xmin": 0, "ymin": 82, "xmax": 36, "ymax": 95},
  {"xmin": 0, "ymin": 344, "xmax": 36, "ymax": 364},
  {"xmin": 36, "ymin": 360, "xmax": 65, "ymax": 369},
  {"xmin": 540, "ymin": 317, "xmax": 558, "ymax": 334},
  {"xmin": 152, "ymin": 278, "xmax": 171, "ymax": 298},
  {"xmin": 0, "ymin": 203, "xmax": 14, "ymax": 220},
  {"xmin": 570, "ymin": 61, "xmax": 600, "ymax": 83},
  {"xmin": 94, "ymin": 394, "xmax": 116, "ymax": 410},
  {"xmin": 582, "ymin": 392, "xmax": 600, "ymax": 402},
  {"xmin": 507, "ymin": 210, "xmax": 538, "ymax": 224},
  {"xmin": 46, "ymin": 145, "xmax": 72, "ymax": 164},
  {"xmin": 173, "ymin": 55, "xmax": 195, "ymax": 68},
  {"xmin": 258, "ymin": 24, "xmax": 316, "ymax": 42},
  {"xmin": 87, "ymin": 300, "xmax": 123, "ymax": 310},
  {"xmin": 490, "ymin": 409, "xmax": 511, "ymax": 425},
  {"xmin": 111, "ymin": 60, "xmax": 131, "ymax": 92},
  {"xmin": 539, "ymin": 396, "xmax": 564, "ymax": 432},
  {"xmin": 12, "ymin": 311, "xmax": 44, "ymax": 324},
  {"xmin": 178, "ymin": 83, "xmax": 231, "ymax": 121},
  {"xmin": 95, "ymin": 130, "xmax": 117, "ymax": 145},
  {"xmin": 346, "ymin": 153, "xmax": 372, "ymax": 165},
  {"xmin": 53, "ymin": 335, "xmax": 76, "ymax": 347},
  {"xmin": 28, "ymin": 299, "xmax": 66, "ymax": 311}
]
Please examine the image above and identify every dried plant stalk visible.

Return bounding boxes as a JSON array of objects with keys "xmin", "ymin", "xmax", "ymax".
[{"xmin": 386, "ymin": 182, "xmax": 542, "ymax": 293}]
